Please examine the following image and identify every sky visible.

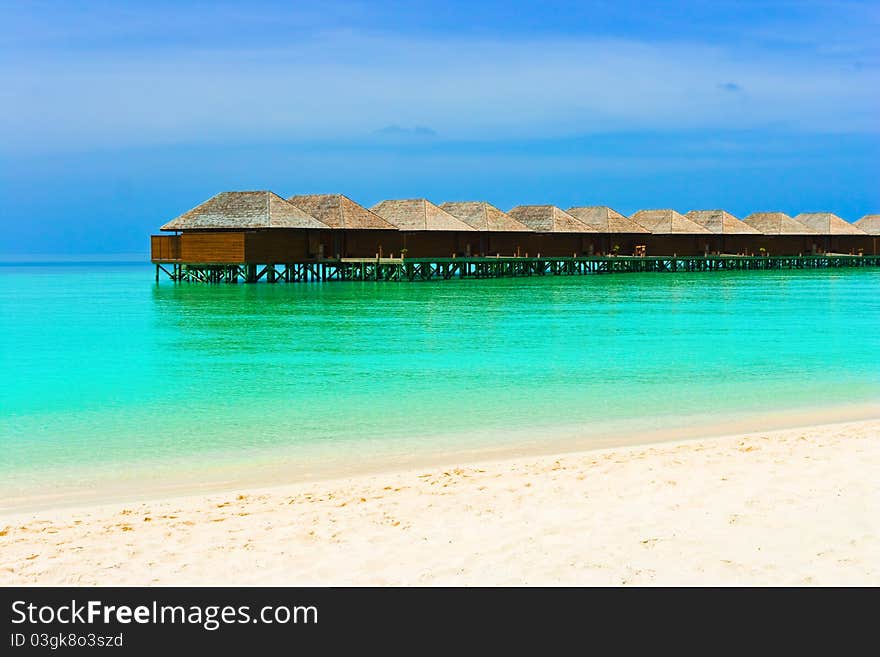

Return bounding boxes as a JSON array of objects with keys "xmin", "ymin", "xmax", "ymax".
[{"xmin": 1, "ymin": 0, "xmax": 878, "ymax": 255}]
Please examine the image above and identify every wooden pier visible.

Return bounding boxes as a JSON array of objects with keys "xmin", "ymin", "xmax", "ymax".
[{"xmin": 155, "ymin": 254, "xmax": 880, "ymax": 283}]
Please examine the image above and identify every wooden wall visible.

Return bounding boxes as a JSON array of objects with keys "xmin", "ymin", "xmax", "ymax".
[
  {"xmin": 485, "ymin": 233, "xmax": 540, "ymax": 257},
  {"xmin": 641, "ymin": 235, "xmax": 722, "ymax": 256},
  {"xmin": 759, "ymin": 236, "xmax": 815, "ymax": 256},
  {"xmin": 590, "ymin": 235, "xmax": 651, "ymax": 256},
  {"xmin": 150, "ymin": 235, "xmax": 180, "ymax": 260},
  {"xmin": 821, "ymin": 235, "xmax": 875, "ymax": 255},
  {"xmin": 179, "ymin": 232, "xmax": 245, "ymax": 263},
  {"xmin": 399, "ymin": 232, "xmax": 463, "ymax": 258},
  {"xmin": 532, "ymin": 234, "xmax": 604, "ymax": 257},
  {"xmin": 341, "ymin": 230, "xmax": 404, "ymax": 258},
  {"xmin": 719, "ymin": 235, "xmax": 762, "ymax": 255},
  {"xmin": 245, "ymin": 230, "xmax": 312, "ymax": 262},
  {"xmin": 158, "ymin": 229, "xmax": 876, "ymax": 262},
  {"xmin": 245, "ymin": 229, "xmax": 462, "ymax": 262}
]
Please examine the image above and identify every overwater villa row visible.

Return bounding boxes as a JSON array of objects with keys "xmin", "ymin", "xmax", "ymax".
[{"xmin": 151, "ymin": 192, "xmax": 880, "ymax": 282}]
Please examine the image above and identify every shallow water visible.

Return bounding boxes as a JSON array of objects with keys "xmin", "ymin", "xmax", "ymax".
[{"xmin": 2, "ymin": 263, "xmax": 879, "ymax": 508}]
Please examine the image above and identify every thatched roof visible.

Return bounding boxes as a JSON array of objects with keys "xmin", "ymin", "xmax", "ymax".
[
  {"xmin": 855, "ymin": 215, "xmax": 880, "ymax": 235},
  {"xmin": 792, "ymin": 212, "xmax": 866, "ymax": 235},
  {"xmin": 288, "ymin": 194, "xmax": 394, "ymax": 230},
  {"xmin": 566, "ymin": 206, "xmax": 649, "ymax": 233},
  {"xmin": 161, "ymin": 191, "xmax": 329, "ymax": 231},
  {"xmin": 630, "ymin": 209, "xmax": 713, "ymax": 234},
  {"xmin": 742, "ymin": 212, "xmax": 818, "ymax": 235},
  {"xmin": 506, "ymin": 205, "xmax": 597, "ymax": 233},
  {"xmin": 685, "ymin": 210, "xmax": 760, "ymax": 235},
  {"xmin": 370, "ymin": 199, "xmax": 476, "ymax": 231},
  {"xmin": 439, "ymin": 202, "xmax": 534, "ymax": 232}
]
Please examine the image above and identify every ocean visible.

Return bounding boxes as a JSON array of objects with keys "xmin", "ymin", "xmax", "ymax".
[{"xmin": 2, "ymin": 262, "xmax": 878, "ymax": 510}]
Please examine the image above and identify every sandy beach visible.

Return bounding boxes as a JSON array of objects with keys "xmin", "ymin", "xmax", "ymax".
[{"xmin": 2, "ymin": 418, "xmax": 878, "ymax": 586}]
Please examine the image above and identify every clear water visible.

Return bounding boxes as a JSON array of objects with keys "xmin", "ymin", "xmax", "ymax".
[{"xmin": 2, "ymin": 263, "xmax": 879, "ymax": 509}]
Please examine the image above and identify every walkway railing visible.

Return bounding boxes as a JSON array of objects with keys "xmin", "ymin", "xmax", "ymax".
[{"xmin": 154, "ymin": 254, "xmax": 880, "ymax": 283}]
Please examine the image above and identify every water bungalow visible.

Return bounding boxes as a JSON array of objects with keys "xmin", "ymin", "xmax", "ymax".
[
  {"xmin": 630, "ymin": 209, "xmax": 714, "ymax": 256},
  {"xmin": 856, "ymin": 215, "xmax": 880, "ymax": 256},
  {"xmin": 506, "ymin": 205, "xmax": 598, "ymax": 256},
  {"xmin": 151, "ymin": 191, "xmax": 880, "ymax": 282},
  {"xmin": 288, "ymin": 194, "xmax": 398, "ymax": 259},
  {"xmin": 792, "ymin": 212, "xmax": 869, "ymax": 255},
  {"xmin": 742, "ymin": 212, "xmax": 820, "ymax": 256},
  {"xmin": 566, "ymin": 206, "xmax": 649, "ymax": 255},
  {"xmin": 439, "ymin": 202, "xmax": 535, "ymax": 256},
  {"xmin": 685, "ymin": 210, "xmax": 760, "ymax": 255},
  {"xmin": 369, "ymin": 199, "xmax": 476, "ymax": 257},
  {"xmin": 153, "ymin": 191, "xmax": 331, "ymax": 264}
]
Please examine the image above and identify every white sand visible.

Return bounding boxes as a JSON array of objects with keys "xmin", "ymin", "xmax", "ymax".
[{"xmin": 1, "ymin": 419, "xmax": 878, "ymax": 586}]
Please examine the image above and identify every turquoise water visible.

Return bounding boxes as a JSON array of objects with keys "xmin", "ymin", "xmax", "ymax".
[{"xmin": 2, "ymin": 263, "xmax": 879, "ymax": 508}]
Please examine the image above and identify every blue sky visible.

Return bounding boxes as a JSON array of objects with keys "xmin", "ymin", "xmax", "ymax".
[{"xmin": 1, "ymin": 0, "xmax": 878, "ymax": 254}]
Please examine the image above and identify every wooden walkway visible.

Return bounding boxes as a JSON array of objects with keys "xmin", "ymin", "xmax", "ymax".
[{"xmin": 155, "ymin": 254, "xmax": 880, "ymax": 284}]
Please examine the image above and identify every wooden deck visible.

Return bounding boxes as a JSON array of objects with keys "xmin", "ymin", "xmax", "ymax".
[{"xmin": 153, "ymin": 254, "xmax": 880, "ymax": 283}]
